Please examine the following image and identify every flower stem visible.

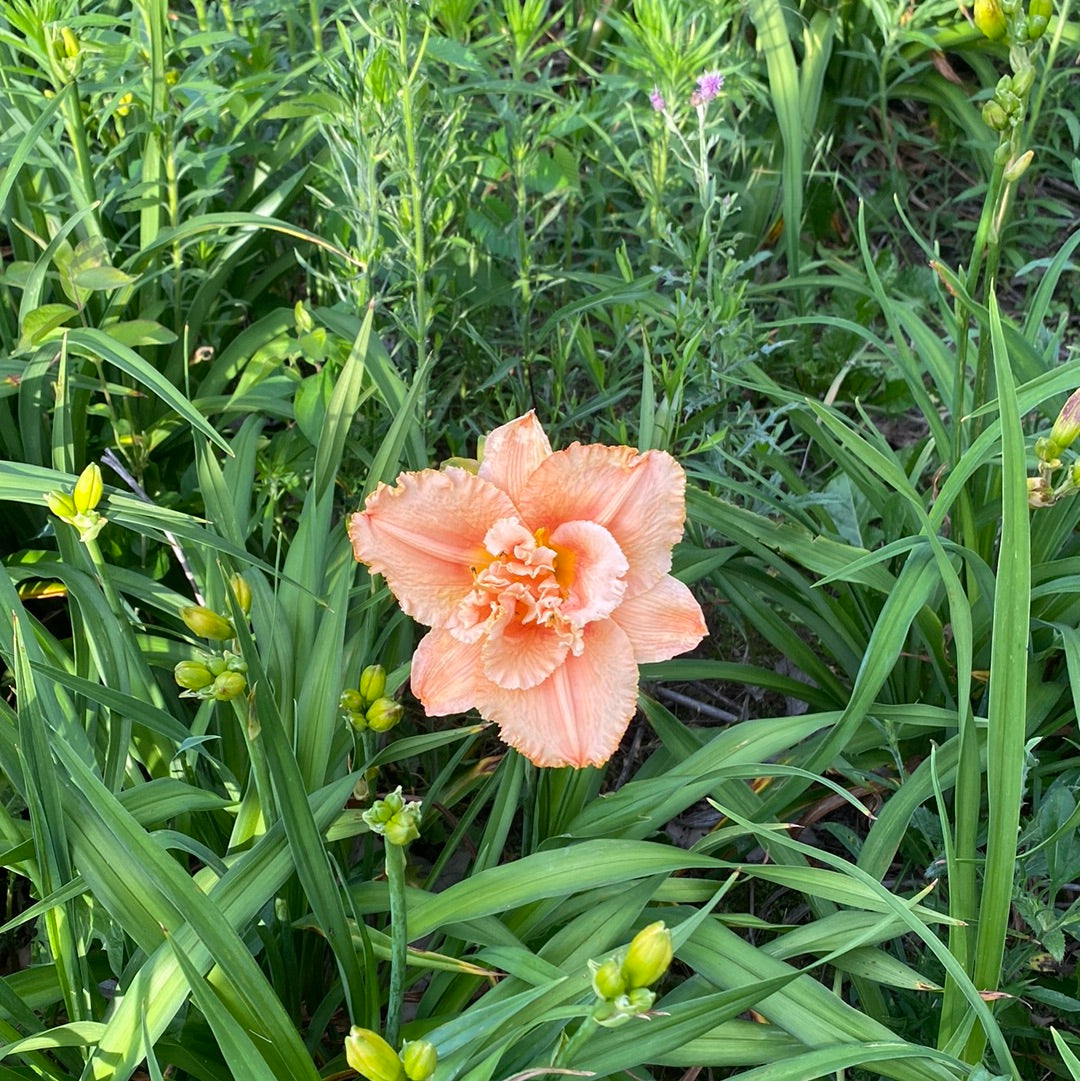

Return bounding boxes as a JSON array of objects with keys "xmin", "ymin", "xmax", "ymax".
[{"xmin": 384, "ymin": 840, "xmax": 408, "ymax": 1047}]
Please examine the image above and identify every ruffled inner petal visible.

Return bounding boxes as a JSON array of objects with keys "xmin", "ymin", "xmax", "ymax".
[
  {"xmin": 349, "ymin": 467, "xmax": 517, "ymax": 628},
  {"xmin": 517, "ymin": 444, "xmax": 687, "ymax": 597},
  {"xmin": 478, "ymin": 411, "xmax": 552, "ymax": 505},
  {"xmin": 549, "ymin": 520, "xmax": 628, "ymax": 627},
  {"xmin": 610, "ymin": 574, "xmax": 707, "ymax": 663},
  {"xmin": 476, "ymin": 619, "xmax": 639, "ymax": 768}
]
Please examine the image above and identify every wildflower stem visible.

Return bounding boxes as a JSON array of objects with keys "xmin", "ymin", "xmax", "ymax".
[{"xmin": 384, "ymin": 840, "xmax": 409, "ymax": 1047}]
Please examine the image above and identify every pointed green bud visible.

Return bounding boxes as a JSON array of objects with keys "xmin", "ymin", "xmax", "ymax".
[
  {"xmin": 229, "ymin": 572, "xmax": 252, "ymax": 615},
  {"xmin": 366, "ymin": 697, "xmax": 403, "ymax": 733},
  {"xmin": 1049, "ymin": 389, "xmax": 1080, "ymax": 450},
  {"xmin": 211, "ymin": 671, "xmax": 247, "ymax": 701},
  {"xmin": 620, "ymin": 921, "xmax": 673, "ymax": 990},
  {"xmin": 401, "ymin": 1040, "xmax": 437, "ymax": 1081},
  {"xmin": 975, "ymin": 0, "xmax": 1009, "ymax": 38},
  {"xmin": 72, "ymin": 463, "xmax": 103, "ymax": 515},
  {"xmin": 181, "ymin": 605, "xmax": 236, "ymax": 641},
  {"xmin": 174, "ymin": 660, "xmax": 215, "ymax": 691},
  {"xmin": 344, "ymin": 1028, "xmax": 405, "ymax": 1081},
  {"xmin": 592, "ymin": 957, "xmax": 627, "ymax": 1000},
  {"xmin": 1003, "ymin": 149, "xmax": 1034, "ymax": 182},
  {"xmin": 359, "ymin": 664, "xmax": 386, "ymax": 704},
  {"xmin": 45, "ymin": 491, "xmax": 78, "ymax": 521}
]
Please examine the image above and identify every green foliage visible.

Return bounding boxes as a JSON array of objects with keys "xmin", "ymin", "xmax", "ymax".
[{"xmin": 1, "ymin": 0, "xmax": 1078, "ymax": 1077}]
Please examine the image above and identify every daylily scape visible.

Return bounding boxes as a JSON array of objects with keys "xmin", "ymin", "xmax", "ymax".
[{"xmin": 349, "ymin": 412, "xmax": 707, "ymax": 768}]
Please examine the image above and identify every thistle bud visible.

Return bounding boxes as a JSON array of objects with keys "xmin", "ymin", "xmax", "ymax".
[
  {"xmin": 359, "ymin": 664, "xmax": 387, "ymax": 704},
  {"xmin": 401, "ymin": 1040, "xmax": 437, "ymax": 1081},
  {"xmin": 366, "ymin": 697, "xmax": 403, "ymax": 733},
  {"xmin": 174, "ymin": 660, "xmax": 215, "ymax": 691},
  {"xmin": 228, "ymin": 573, "xmax": 252, "ymax": 615},
  {"xmin": 621, "ymin": 921, "xmax": 673, "ymax": 990},
  {"xmin": 592, "ymin": 957, "xmax": 627, "ymax": 1000},
  {"xmin": 211, "ymin": 671, "xmax": 247, "ymax": 701},
  {"xmin": 181, "ymin": 605, "xmax": 236, "ymax": 641},
  {"xmin": 1049, "ymin": 389, "xmax": 1080, "ymax": 450},
  {"xmin": 72, "ymin": 463, "xmax": 103, "ymax": 515},
  {"xmin": 344, "ymin": 1028, "xmax": 405, "ymax": 1081},
  {"xmin": 975, "ymin": 0, "xmax": 1009, "ymax": 38}
]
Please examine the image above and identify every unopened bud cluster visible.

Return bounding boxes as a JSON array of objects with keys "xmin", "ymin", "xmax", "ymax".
[
  {"xmin": 341, "ymin": 664, "xmax": 403, "ymax": 733},
  {"xmin": 344, "ymin": 1028, "xmax": 437, "ymax": 1081},
  {"xmin": 974, "ymin": 0, "xmax": 1052, "ymax": 43},
  {"xmin": 172, "ymin": 576, "xmax": 252, "ymax": 701},
  {"xmin": 362, "ymin": 786, "xmax": 422, "ymax": 847},
  {"xmin": 45, "ymin": 463, "xmax": 106, "ymax": 543},
  {"xmin": 589, "ymin": 921, "xmax": 673, "ymax": 1027},
  {"xmin": 1029, "ymin": 389, "xmax": 1080, "ymax": 509}
]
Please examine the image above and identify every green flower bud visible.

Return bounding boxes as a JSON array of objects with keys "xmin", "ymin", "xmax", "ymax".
[
  {"xmin": 363, "ymin": 787, "xmax": 421, "ymax": 846},
  {"xmin": 975, "ymin": 0, "xmax": 1009, "ymax": 39},
  {"xmin": 1004, "ymin": 149, "xmax": 1034, "ymax": 182},
  {"xmin": 1011, "ymin": 65, "xmax": 1035, "ymax": 96},
  {"xmin": 1049, "ymin": 389, "xmax": 1080, "ymax": 451},
  {"xmin": 223, "ymin": 650, "xmax": 247, "ymax": 674},
  {"xmin": 1035, "ymin": 435, "xmax": 1063, "ymax": 466},
  {"xmin": 401, "ymin": 1040, "xmax": 437, "ymax": 1081},
  {"xmin": 341, "ymin": 688, "xmax": 364, "ymax": 713},
  {"xmin": 366, "ymin": 697, "xmax": 403, "ymax": 733},
  {"xmin": 982, "ymin": 100, "xmax": 1010, "ymax": 131},
  {"xmin": 592, "ymin": 957, "xmax": 628, "ymax": 1000},
  {"xmin": 181, "ymin": 605, "xmax": 236, "ymax": 641},
  {"xmin": 229, "ymin": 572, "xmax": 252, "ymax": 615},
  {"xmin": 1027, "ymin": 0, "xmax": 1051, "ymax": 33},
  {"xmin": 344, "ymin": 1028, "xmax": 405, "ymax": 1081},
  {"xmin": 211, "ymin": 671, "xmax": 247, "ymax": 701},
  {"xmin": 359, "ymin": 664, "xmax": 387, "ymax": 704},
  {"xmin": 45, "ymin": 491, "xmax": 78, "ymax": 521},
  {"xmin": 174, "ymin": 660, "xmax": 215, "ymax": 691},
  {"xmin": 73, "ymin": 463, "xmax": 103, "ymax": 515},
  {"xmin": 625, "ymin": 987, "xmax": 656, "ymax": 1013},
  {"xmin": 206, "ymin": 654, "xmax": 228, "ymax": 676},
  {"xmin": 621, "ymin": 921, "xmax": 673, "ymax": 990}
]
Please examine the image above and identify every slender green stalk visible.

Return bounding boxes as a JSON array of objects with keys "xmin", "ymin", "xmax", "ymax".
[{"xmin": 384, "ymin": 841, "xmax": 408, "ymax": 1047}]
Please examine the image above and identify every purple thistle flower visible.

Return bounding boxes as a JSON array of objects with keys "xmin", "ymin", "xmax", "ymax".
[
  {"xmin": 696, "ymin": 70, "xmax": 724, "ymax": 102},
  {"xmin": 649, "ymin": 86, "xmax": 666, "ymax": 112}
]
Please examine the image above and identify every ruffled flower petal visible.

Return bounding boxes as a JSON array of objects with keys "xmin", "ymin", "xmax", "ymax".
[
  {"xmin": 411, "ymin": 629, "xmax": 484, "ymax": 715},
  {"xmin": 611, "ymin": 574, "xmax": 708, "ymax": 663},
  {"xmin": 349, "ymin": 468, "xmax": 516, "ymax": 628},
  {"xmin": 549, "ymin": 519, "xmax": 628, "ymax": 626},
  {"xmin": 482, "ymin": 619, "xmax": 569, "ymax": 690},
  {"xmin": 518, "ymin": 444, "xmax": 687, "ymax": 598},
  {"xmin": 478, "ymin": 411, "xmax": 552, "ymax": 505},
  {"xmin": 476, "ymin": 619, "xmax": 640, "ymax": 768}
]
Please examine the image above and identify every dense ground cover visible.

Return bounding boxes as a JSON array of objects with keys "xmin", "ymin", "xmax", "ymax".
[{"xmin": 1, "ymin": 0, "xmax": 1080, "ymax": 1077}]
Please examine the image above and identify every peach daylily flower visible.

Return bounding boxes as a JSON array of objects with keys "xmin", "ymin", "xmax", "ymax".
[{"xmin": 348, "ymin": 413, "xmax": 707, "ymax": 768}]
